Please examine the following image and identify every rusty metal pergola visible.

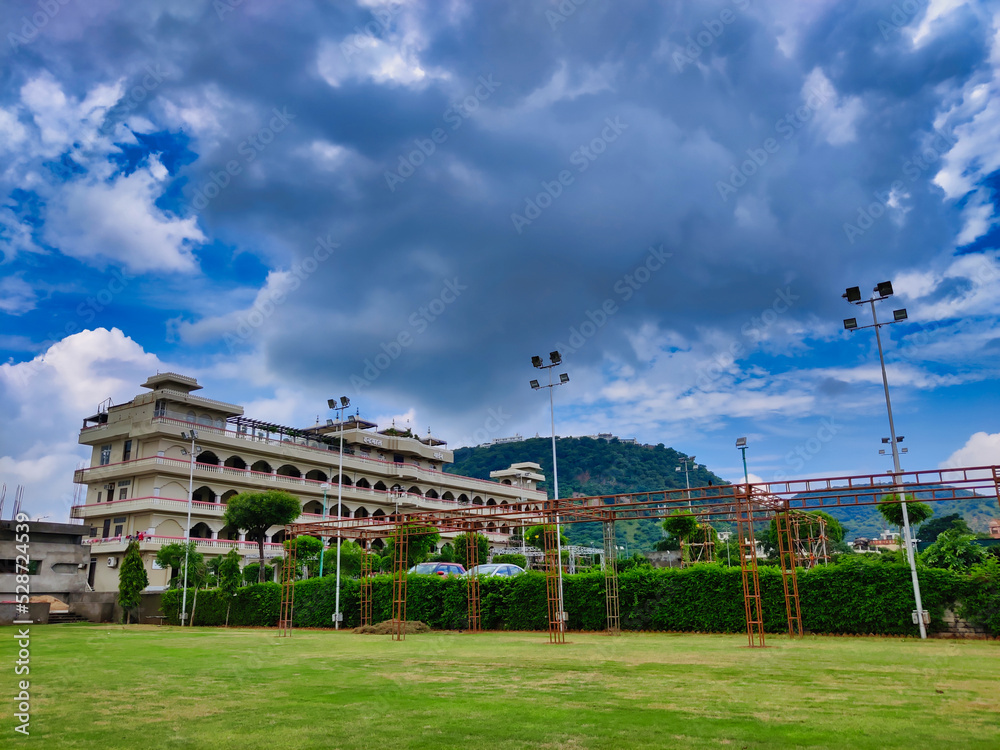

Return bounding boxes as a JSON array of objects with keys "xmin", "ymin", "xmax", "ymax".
[{"xmin": 277, "ymin": 465, "xmax": 1000, "ymax": 647}]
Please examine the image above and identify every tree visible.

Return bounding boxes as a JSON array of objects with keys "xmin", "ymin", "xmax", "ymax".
[
  {"xmin": 319, "ymin": 540, "xmax": 364, "ymax": 578},
  {"xmin": 918, "ymin": 513, "xmax": 972, "ymax": 544},
  {"xmin": 283, "ymin": 535, "xmax": 323, "ymax": 578},
  {"xmin": 224, "ymin": 490, "xmax": 302, "ymax": 582},
  {"xmin": 155, "ymin": 542, "xmax": 203, "ymax": 588},
  {"xmin": 118, "ymin": 540, "xmax": 148, "ymax": 624},
  {"xmin": 524, "ymin": 524, "xmax": 568, "ymax": 550},
  {"xmin": 662, "ymin": 513, "xmax": 699, "ymax": 562},
  {"xmin": 431, "ymin": 543, "xmax": 455, "ymax": 563},
  {"xmin": 452, "ymin": 532, "xmax": 489, "ymax": 569},
  {"xmin": 383, "ymin": 524, "xmax": 440, "ymax": 569},
  {"xmin": 758, "ymin": 511, "xmax": 847, "ymax": 557},
  {"xmin": 242, "ymin": 563, "xmax": 273, "ymax": 584},
  {"xmin": 877, "ymin": 494, "xmax": 933, "ymax": 530},
  {"xmin": 218, "ymin": 549, "xmax": 241, "ymax": 627},
  {"xmin": 921, "ymin": 529, "xmax": 987, "ymax": 571}
]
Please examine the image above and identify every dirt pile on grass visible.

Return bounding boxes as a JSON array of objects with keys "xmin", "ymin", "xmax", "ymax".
[{"xmin": 354, "ymin": 620, "xmax": 431, "ymax": 635}]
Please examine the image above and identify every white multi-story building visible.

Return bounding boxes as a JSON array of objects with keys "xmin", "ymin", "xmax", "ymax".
[{"xmin": 71, "ymin": 373, "xmax": 547, "ymax": 591}]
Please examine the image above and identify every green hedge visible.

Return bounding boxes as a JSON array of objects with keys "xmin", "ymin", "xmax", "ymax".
[{"xmin": 159, "ymin": 561, "xmax": 993, "ymax": 636}]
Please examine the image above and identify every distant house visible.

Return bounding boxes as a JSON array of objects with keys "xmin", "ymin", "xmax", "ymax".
[{"xmin": 989, "ymin": 519, "xmax": 1000, "ymax": 539}]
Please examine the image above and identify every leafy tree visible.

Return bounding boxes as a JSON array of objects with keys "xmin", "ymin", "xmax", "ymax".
[
  {"xmin": 662, "ymin": 513, "xmax": 701, "ymax": 563},
  {"xmin": 492, "ymin": 553, "xmax": 528, "ymax": 568},
  {"xmin": 384, "ymin": 524, "xmax": 440, "ymax": 569},
  {"xmin": 921, "ymin": 529, "xmax": 987, "ymax": 571},
  {"xmin": 877, "ymin": 493, "xmax": 933, "ymax": 530},
  {"xmin": 242, "ymin": 563, "xmax": 273, "ymax": 584},
  {"xmin": 452, "ymin": 532, "xmax": 489, "ymax": 569},
  {"xmin": 217, "ymin": 549, "xmax": 241, "ymax": 627},
  {"xmin": 224, "ymin": 490, "xmax": 302, "ymax": 582},
  {"xmin": 319, "ymin": 540, "xmax": 364, "ymax": 578},
  {"xmin": 918, "ymin": 513, "xmax": 972, "ymax": 544},
  {"xmin": 283, "ymin": 535, "xmax": 324, "ymax": 577},
  {"xmin": 524, "ymin": 524, "xmax": 568, "ymax": 550},
  {"xmin": 155, "ymin": 542, "xmax": 202, "ymax": 588},
  {"xmin": 431, "ymin": 543, "xmax": 455, "ymax": 563},
  {"xmin": 117, "ymin": 540, "xmax": 148, "ymax": 624}
]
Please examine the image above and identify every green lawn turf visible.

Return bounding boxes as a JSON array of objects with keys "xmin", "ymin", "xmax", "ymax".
[{"xmin": 3, "ymin": 624, "xmax": 998, "ymax": 749}]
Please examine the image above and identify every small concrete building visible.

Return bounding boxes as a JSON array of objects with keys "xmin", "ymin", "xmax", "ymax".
[{"xmin": 0, "ymin": 520, "xmax": 92, "ymax": 622}]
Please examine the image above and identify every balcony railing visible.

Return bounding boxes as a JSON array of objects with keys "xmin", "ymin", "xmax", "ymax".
[
  {"xmin": 86, "ymin": 534, "xmax": 286, "ymax": 555},
  {"xmin": 72, "ymin": 456, "xmax": 541, "ymax": 509},
  {"xmin": 141, "ymin": 415, "xmax": 545, "ymax": 495}
]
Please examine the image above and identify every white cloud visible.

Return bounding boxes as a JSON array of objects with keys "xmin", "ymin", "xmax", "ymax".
[
  {"xmin": 803, "ymin": 69, "xmax": 864, "ymax": 146},
  {"xmin": 942, "ymin": 431, "xmax": 1000, "ymax": 468},
  {"xmin": 0, "ymin": 275, "xmax": 39, "ymax": 315},
  {"xmin": 0, "ymin": 328, "xmax": 163, "ymax": 521},
  {"xmin": 42, "ymin": 158, "xmax": 204, "ymax": 273}
]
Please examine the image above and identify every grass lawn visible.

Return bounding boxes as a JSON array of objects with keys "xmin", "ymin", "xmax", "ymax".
[{"xmin": 4, "ymin": 624, "xmax": 998, "ymax": 749}]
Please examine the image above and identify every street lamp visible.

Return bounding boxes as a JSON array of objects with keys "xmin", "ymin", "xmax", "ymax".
[
  {"xmin": 842, "ymin": 280, "xmax": 926, "ymax": 639},
  {"xmin": 179, "ymin": 430, "xmax": 201, "ymax": 627},
  {"xmin": 327, "ymin": 396, "xmax": 351, "ymax": 630},
  {"xmin": 530, "ymin": 351, "xmax": 569, "ymax": 632},
  {"xmin": 317, "ymin": 481, "xmax": 332, "ymax": 577},
  {"xmin": 735, "ymin": 437, "xmax": 749, "ymax": 485}
]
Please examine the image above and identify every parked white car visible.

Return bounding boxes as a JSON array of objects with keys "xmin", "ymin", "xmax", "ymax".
[{"xmin": 465, "ymin": 563, "xmax": 525, "ymax": 578}]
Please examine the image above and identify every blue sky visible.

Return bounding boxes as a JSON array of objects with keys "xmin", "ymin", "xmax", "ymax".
[{"xmin": 0, "ymin": 0, "xmax": 998, "ymax": 521}]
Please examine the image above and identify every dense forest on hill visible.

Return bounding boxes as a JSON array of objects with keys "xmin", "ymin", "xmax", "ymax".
[
  {"xmin": 446, "ymin": 437, "xmax": 725, "ymax": 550},
  {"xmin": 445, "ymin": 437, "xmax": 999, "ymax": 550}
]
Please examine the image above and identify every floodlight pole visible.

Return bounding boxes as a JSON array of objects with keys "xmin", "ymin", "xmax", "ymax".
[
  {"xmin": 180, "ymin": 430, "xmax": 200, "ymax": 627},
  {"xmin": 530, "ymin": 354, "xmax": 569, "ymax": 632},
  {"xmin": 328, "ymin": 397, "xmax": 351, "ymax": 631},
  {"xmin": 845, "ymin": 285, "xmax": 926, "ymax": 639},
  {"xmin": 318, "ymin": 481, "xmax": 330, "ymax": 577}
]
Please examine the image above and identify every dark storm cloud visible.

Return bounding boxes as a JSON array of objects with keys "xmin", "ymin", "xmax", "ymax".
[{"xmin": 2, "ymin": 0, "xmax": 995, "ymax": 427}]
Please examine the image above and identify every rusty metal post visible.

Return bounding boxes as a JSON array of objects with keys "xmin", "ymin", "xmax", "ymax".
[
  {"xmin": 603, "ymin": 518, "xmax": 620, "ymax": 634},
  {"xmin": 736, "ymin": 486, "xmax": 765, "ymax": 648},
  {"xmin": 391, "ymin": 523, "xmax": 409, "ymax": 641},
  {"xmin": 466, "ymin": 525, "xmax": 481, "ymax": 632},
  {"xmin": 278, "ymin": 526, "xmax": 297, "ymax": 637}
]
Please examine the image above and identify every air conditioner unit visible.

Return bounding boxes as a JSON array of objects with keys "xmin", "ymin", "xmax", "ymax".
[{"xmin": 107, "ymin": 557, "xmax": 118, "ymax": 568}]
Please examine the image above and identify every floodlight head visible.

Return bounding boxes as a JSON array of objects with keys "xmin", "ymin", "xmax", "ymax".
[
  {"xmin": 529, "ymin": 379, "xmax": 540, "ymax": 390},
  {"xmin": 893, "ymin": 308, "xmax": 907, "ymax": 321},
  {"xmin": 340, "ymin": 396, "xmax": 350, "ymax": 407},
  {"xmin": 844, "ymin": 286, "xmax": 862, "ymax": 302},
  {"xmin": 689, "ymin": 456, "xmax": 696, "ymax": 463},
  {"xmin": 900, "ymin": 447, "xmax": 908, "ymax": 454},
  {"xmin": 549, "ymin": 350, "xmax": 561, "ymax": 365},
  {"xmin": 181, "ymin": 432, "xmax": 188, "ymax": 440},
  {"xmin": 882, "ymin": 437, "xmax": 891, "ymax": 444},
  {"xmin": 735, "ymin": 437, "xmax": 747, "ymax": 448},
  {"xmin": 191, "ymin": 430, "xmax": 198, "ymax": 439},
  {"xmin": 896, "ymin": 436, "xmax": 904, "ymax": 442},
  {"xmin": 559, "ymin": 373, "xmax": 569, "ymax": 384},
  {"xmin": 675, "ymin": 466, "xmax": 681, "ymax": 472},
  {"xmin": 876, "ymin": 281, "xmax": 894, "ymax": 298},
  {"xmin": 327, "ymin": 398, "xmax": 336, "ymax": 409},
  {"xmin": 843, "ymin": 318, "xmax": 858, "ymax": 330},
  {"xmin": 879, "ymin": 449, "xmax": 886, "ymax": 455},
  {"xmin": 531, "ymin": 355, "xmax": 543, "ymax": 368},
  {"xmin": 181, "ymin": 448, "xmax": 188, "ymax": 456}
]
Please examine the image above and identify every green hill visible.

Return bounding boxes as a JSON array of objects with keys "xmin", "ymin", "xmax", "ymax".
[{"xmin": 445, "ymin": 437, "xmax": 726, "ymax": 551}]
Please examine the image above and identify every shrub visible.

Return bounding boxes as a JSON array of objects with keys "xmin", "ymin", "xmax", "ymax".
[{"xmin": 492, "ymin": 553, "xmax": 527, "ymax": 568}]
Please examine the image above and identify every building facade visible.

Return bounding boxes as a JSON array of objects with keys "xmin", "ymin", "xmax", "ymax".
[{"xmin": 71, "ymin": 373, "xmax": 548, "ymax": 591}]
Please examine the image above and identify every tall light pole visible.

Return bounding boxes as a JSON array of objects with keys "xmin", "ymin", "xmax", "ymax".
[
  {"xmin": 327, "ymin": 396, "xmax": 351, "ymax": 630},
  {"xmin": 843, "ymin": 280, "xmax": 926, "ymax": 639},
  {"xmin": 179, "ymin": 430, "xmax": 201, "ymax": 627},
  {"xmin": 676, "ymin": 455, "xmax": 696, "ymax": 509},
  {"xmin": 736, "ymin": 438, "xmax": 749, "ymax": 485},
  {"xmin": 530, "ymin": 351, "xmax": 569, "ymax": 632}
]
